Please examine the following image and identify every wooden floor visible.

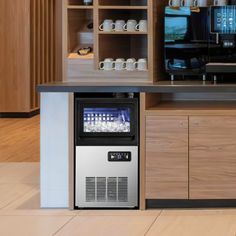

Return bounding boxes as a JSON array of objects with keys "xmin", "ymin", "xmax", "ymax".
[
  {"xmin": 2, "ymin": 117, "xmax": 236, "ymax": 235},
  {"xmin": 0, "ymin": 116, "xmax": 40, "ymax": 162}
]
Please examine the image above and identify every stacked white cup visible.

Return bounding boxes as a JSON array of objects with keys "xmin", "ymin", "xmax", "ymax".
[
  {"xmin": 99, "ymin": 58, "xmax": 148, "ymax": 71},
  {"xmin": 99, "ymin": 19, "xmax": 148, "ymax": 32}
]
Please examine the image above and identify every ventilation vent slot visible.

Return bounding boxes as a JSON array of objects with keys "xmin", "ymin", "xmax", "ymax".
[
  {"xmin": 107, "ymin": 177, "xmax": 117, "ymax": 202},
  {"xmin": 97, "ymin": 177, "xmax": 106, "ymax": 202},
  {"xmin": 118, "ymin": 177, "xmax": 128, "ymax": 202},
  {"xmin": 85, "ymin": 177, "xmax": 128, "ymax": 202},
  {"xmin": 86, "ymin": 177, "xmax": 95, "ymax": 202}
]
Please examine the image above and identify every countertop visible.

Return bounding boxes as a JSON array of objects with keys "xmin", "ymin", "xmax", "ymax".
[{"xmin": 37, "ymin": 81, "xmax": 236, "ymax": 93}]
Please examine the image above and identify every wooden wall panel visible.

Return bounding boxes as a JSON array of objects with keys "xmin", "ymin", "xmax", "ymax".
[
  {"xmin": 0, "ymin": 0, "xmax": 58, "ymax": 113},
  {"xmin": 189, "ymin": 116, "xmax": 236, "ymax": 199},
  {"xmin": 30, "ymin": 0, "xmax": 56, "ymax": 110},
  {"xmin": 146, "ymin": 116, "xmax": 189, "ymax": 199},
  {"xmin": 0, "ymin": 0, "xmax": 31, "ymax": 112}
]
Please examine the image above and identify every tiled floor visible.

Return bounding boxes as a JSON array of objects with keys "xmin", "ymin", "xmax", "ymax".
[{"xmin": 1, "ymin": 163, "xmax": 236, "ymax": 235}]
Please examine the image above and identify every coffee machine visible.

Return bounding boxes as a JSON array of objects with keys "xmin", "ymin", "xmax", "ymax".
[
  {"xmin": 206, "ymin": 6, "xmax": 236, "ymax": 80},
  {"xmin": 164, "ymin": 4, "xmax": 236, "ymax": 81}
]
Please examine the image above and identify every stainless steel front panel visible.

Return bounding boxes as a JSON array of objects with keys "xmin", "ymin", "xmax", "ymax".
[{"xmin": 75, "ymin": 146, "xmax": 138, "ymax": 208}]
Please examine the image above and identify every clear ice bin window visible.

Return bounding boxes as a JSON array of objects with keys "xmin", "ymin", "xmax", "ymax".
[{"xmin": 83, "ymin": 108, "xmax": 131, "ymax": 133}]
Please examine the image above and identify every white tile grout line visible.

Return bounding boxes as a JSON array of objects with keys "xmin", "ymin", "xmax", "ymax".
[
  {"xmin": 52, "ymin": 215, "xmax": 77, "ymax": 236},
  {"xmin": 144, "ymin": 210, "xmax": 163, "ymax": 236}
]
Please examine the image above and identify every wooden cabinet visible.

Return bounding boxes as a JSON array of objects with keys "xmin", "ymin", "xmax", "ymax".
[
  {"xmin": 141, "ymin": 94, "xmax": 236, "ymax": 207},
  {"xmin": 145, "ymin": 116, "xmax": 189, "ymax": 199},
  {"xmin": 189, "ymin": 116, "xmax": 236, "ymax": 199}
]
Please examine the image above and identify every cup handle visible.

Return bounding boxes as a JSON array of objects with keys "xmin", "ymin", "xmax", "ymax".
[
  {"xmin": 111, "ymin": 23, "xmax": 116, "ymax": 31},
  {"xmin": 123, "ymin": 24, "xmax": 127, "ymax": 31},
  {"xmin": 124, "ymin": 62, "xmax": 128, "ymax": 70},
  {"xmin": 122, "ymin": 62, "xmax": 126, "ymax": 69},
  {"xmin": 168, "ymin": 0, "xmax": 173, "ymax": 6},
  {"xmin": 135, "ymin": 24, "xmax": 140, "ymax": 31},
  {"xmin": 99, "ymin": 62, "xmax": 104, "ymax": 70},
  {"xmin": 193, "ymin": 0, "xmax": 198, "ymax": 6},
  {"xmin": 99, "ymin": 23, "xmax": 104, "ymax": 31},
  {"xmin": 111, "ymin": 61, "xmax": 116, "ymax": 69}
]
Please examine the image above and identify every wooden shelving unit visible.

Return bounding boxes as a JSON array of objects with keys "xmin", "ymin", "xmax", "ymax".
[{"xmin": 63, "ymin": 0, "xmax": 167, "ymax": 83}]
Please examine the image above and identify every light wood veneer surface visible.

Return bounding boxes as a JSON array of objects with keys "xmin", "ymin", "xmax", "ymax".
[{"xmin": 146, "ymin": 116, "xmax": 189, "ymax": 199}]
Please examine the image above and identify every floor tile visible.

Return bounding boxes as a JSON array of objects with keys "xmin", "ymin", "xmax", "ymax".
[
  {"xmin": 0, "ymin": 183, "xmax": 35, "ymax": 209},
  {"xmin": 78, "ymin": 209, "xmax": 161, "ymax": 216},
  {"xmin": 0, "ymin": 163, "xmax": 39, "ymax": 184},
  {"xmin": 3, "ymin": 184, "xmax": 40, "ymax": 210},
  {"xmin": 55, "ymin": 215, "xmax": 157, "ymax": 236},
  {"xmin": 147, "ymin": 210, "xmax": 236, "ymax": 236},
  {"xmin": 0, "ymin": 209, "xmax": 77, "ymax": 216},
  {"xmin": 0, "ymin": 215, "xmax": 73, "ymax": 236}
]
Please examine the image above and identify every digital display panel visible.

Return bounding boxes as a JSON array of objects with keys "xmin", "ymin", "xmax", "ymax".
[
  {"xmin": 165, "ymin": 7, "xmax": 190, "ymax": 42},
  {"xmin": 83, "ymin": 108, "xmax": 131, "ymax": 133},
  {"xmin": 165, "ymin": 17, "xmax": 188, "ymax": 41},
  {"xmin": 212, "ymin": 6, "xmax": 236, "ymax": 33}
]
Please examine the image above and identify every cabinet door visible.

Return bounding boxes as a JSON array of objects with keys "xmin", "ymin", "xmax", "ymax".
[
  {"xmin": 189, "ymin": 116, "xmax": 236, "ymax": 199},
  {"xmin": 146, "ymin": 116, "xmax": 189, "ymax": 199}
]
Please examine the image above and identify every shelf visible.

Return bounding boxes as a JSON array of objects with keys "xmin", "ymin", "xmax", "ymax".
[
  {"xmin": 98, "ymin": 0, "xmax": 147, "ymax": 7},
  {"xmin": 98, "ymin": 6, "xmax": 147, "ymax": 9},
  {"xmin": 68, "ymin": 53, "xmax": 94, "ymax": 60},
  {"xmin": 145, "ymin": 101, "xmax": 236, "ymax": 116},
  {"xmin": 98, "ymin": 31, "xmax": 147, "ymax": 35},
  {"xmin": 67, "ymin": 5, "xmax": 93, "ymax": 9}
]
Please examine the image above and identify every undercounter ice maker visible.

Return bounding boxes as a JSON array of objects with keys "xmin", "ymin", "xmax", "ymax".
[{"xmin": 74, "ymin": 93, "xmax": 139, "ymax": 209}]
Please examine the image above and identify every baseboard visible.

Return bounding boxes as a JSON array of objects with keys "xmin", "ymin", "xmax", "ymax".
[
  {"xmin": 146, "ymin": 199, "xmax": 236, "ymax": 209},
  {"xmin": 0, "ymin": 109, "xmax": 40, "ymax": 118}
]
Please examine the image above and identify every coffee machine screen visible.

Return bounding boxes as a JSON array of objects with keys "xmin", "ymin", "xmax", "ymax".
[{"xmin": 211, "ymin": 6, "xmax": 236, "ymax": 34}]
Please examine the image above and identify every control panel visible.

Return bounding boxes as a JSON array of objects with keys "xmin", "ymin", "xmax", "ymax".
[
  {"xmin": 108, "ymin": 152, "xmax": 131, "ymax": 162},
  {"xmin": 212, "ymin": 6, "xmax": 236, "ymax": 34}
]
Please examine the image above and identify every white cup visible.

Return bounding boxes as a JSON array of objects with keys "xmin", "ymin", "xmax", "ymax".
[
  {"xmin": 99, "ymin": 58, "xmax": 114, "ymax": 71},
  {"xmin": 169, "ymin": 0, "xmax": 182, "ymax": 6},
  {"xmin": 135, "ymin": 20, "xmax": 148, "ymax": 32},
  {"xmin": 193, "ymin": 0, "xmax": 208, "ymax": 6},
  {"xmin": 114, "ymin": 20, "xmax": 126, "ymax": 32},
  {"xmin": 181, "ymin": 0, "xmax": 195, "ymax": 6},
  {"xmin": 99, "ymin": 19, "xmax": 115, "ymax": 32},
  {"xmin": 125, "ymin": 58, "xmax": 136, "ymax": 71},
  {"xmin": 214, "ymin": 0, "xmax": 227, "ymax": 5},
  {"xmin": 114, "ymin": 58, "xmax": 126, "ymax": 71},
  {"xmin": 123, "ymin": 20, "xmax": 138, "ymax": 32},
  {"xmin": 83, "ymin": 0, "xmax": 93, "ymax": 5},
  {"xmin": 135, "ymin": 58, "xmax": 148, "ymax": 71}
]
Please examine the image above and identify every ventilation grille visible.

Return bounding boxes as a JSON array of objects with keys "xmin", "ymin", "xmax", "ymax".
[{"xmin": 85, "ymin": 177, "xmax": 128, "ymax": 202}]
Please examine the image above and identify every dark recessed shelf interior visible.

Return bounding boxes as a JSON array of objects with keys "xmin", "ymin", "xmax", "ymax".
[{"xmin": 99, "ymin": 0, "xmax": 147, "ymax": 6}]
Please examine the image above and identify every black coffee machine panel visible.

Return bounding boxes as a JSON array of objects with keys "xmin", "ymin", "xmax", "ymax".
[
  {"xmin": 164, "ymin": 6, "xmax": 236, "ymax": 81},
  {"xmin": 211, "ymin": 6, "xmax": 236, "ymax": 33},
  {"xmin": 164, "ymin": 7, "xmax": 210, "ymax": 80}
]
